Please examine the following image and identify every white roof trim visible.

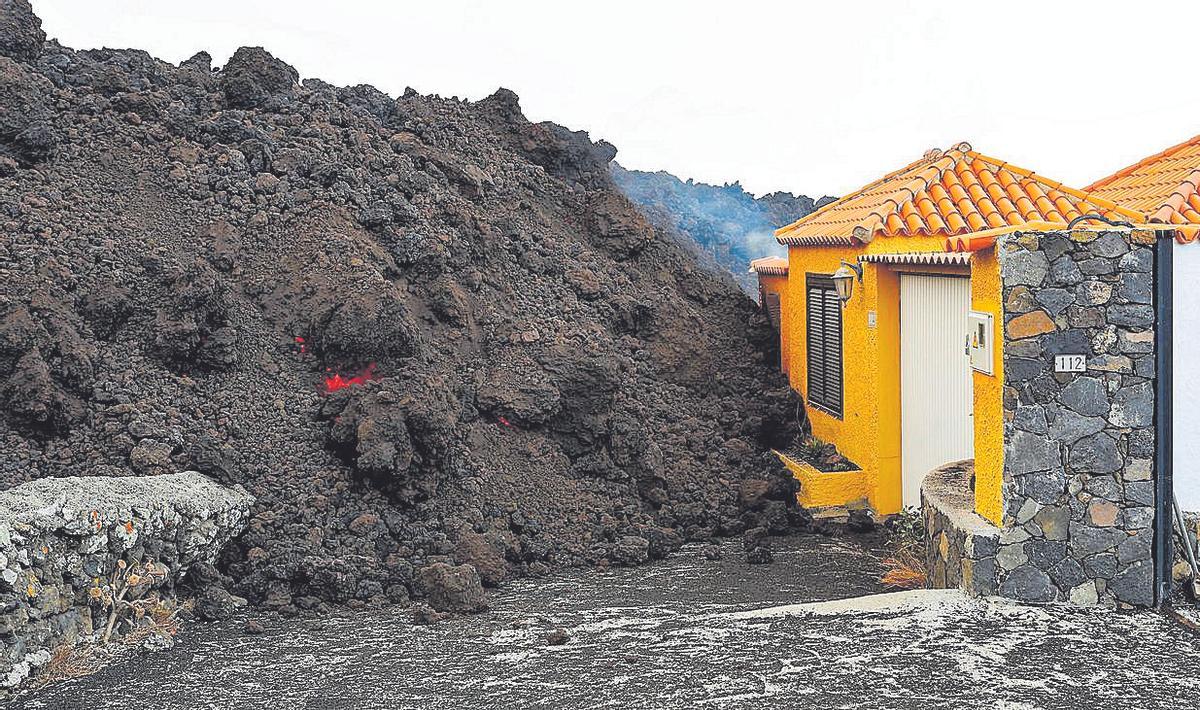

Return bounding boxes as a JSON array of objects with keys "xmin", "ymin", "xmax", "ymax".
[{"xmin": 859, "ymin": 251, "xmax": 973, "ymax": 266}]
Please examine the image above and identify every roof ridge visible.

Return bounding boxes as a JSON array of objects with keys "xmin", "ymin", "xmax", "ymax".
[
  {"xmin": 772, "ymin": 150, "xmax": 940, "ymax": 237},
  {"xmin": 777, "ymin": 141, "xmax": 1141, "ymax": 247},
  {"xmin": 775, "ymin": 143, "xmax": 964, "ymax": 240},
  {"xmin": 854, "ymin": 152, "xmax": 959, "ymax": 240},
  {"xmin": 968, "ymin": 149, "xmax": 1141, "ymax": 220},
  {"xmin": 1084, "ymin": 133, "xmax": 1200, "ymax": 192},
  {"xmin": 1151, "ymin": 165, "xmax": 1200, "ymax": 223}
]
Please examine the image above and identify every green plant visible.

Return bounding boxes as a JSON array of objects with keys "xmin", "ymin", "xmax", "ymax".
[
  {"xmin": 796, "ymin": 435, "xmax": 857, "ymax": 472},
  {"xmin": 889, "ymin": 507, "xmax": 926, "ymax": 544},
  {"xmin": 801, "ymin": 436, "xmax": 827, "ymax": 461}
]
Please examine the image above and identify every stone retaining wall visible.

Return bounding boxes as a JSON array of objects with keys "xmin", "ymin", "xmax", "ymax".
[
  {"xmin": 923, "ymin": 460, "xmax": 999, "ymax": 597},
  {"xmin": 997, "ymin": 229, "xmax": 1156, "ymax": 606},
  {"xmin": 1, "ymin": 472, "xmax": 253, "ymax": 689}
]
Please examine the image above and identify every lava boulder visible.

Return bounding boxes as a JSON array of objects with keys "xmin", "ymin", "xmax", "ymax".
[
  {"xmin": 221, "ymin": 46, "xmax": 299, "ymax": 109},
  {"xmin": 415, "ymin": 562, "xmax": 488, "ymax": 613}
]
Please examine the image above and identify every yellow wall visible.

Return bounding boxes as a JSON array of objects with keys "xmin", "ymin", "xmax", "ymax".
[
  {"xmin": 758, "ymin": 273, "xmax": 789, "ymax": 374},
  {"xmin": 970, "ymin": 248, "xmax": 1004, "ymax": 525},
  {"xmin": 779, "ymin": 237, "xmax": 1004, "ymax": 518}
]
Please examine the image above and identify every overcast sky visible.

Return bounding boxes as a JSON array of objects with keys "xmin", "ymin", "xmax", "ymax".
[{"xmin": 35, "ymin": 0, "xmax": 1200, "ymax": 198}]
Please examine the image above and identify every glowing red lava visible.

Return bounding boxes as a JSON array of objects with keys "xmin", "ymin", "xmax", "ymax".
[{"xmin": 322, "ymin": 362, "xmax": 379, "ymax": 394}]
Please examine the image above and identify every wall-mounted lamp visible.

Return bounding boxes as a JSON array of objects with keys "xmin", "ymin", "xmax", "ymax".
[{"xmin": 831, "ymin": 260, "xmax": 863, "ymax": 304}]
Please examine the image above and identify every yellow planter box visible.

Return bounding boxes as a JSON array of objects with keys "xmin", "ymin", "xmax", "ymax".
[{"xmin": 774, "ymin": 450, "xmax": 868, "ymax": 509}]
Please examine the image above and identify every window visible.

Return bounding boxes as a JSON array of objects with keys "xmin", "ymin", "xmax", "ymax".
[
  {"xmin": 763, "ymin": 292, "xmax": 782, "ymax": 329},
  {"xmin": 806, "ymin": 274, "xmax": 843, "ymax": 417}
]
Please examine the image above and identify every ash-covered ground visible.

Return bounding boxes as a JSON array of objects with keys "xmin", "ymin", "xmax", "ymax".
[
  {"xmin": 0, "ymin": 0, "xmax": 810, "ymax": 614},
  {"xmin": 17, "ymin": 536, "xmax": 1200, "ymax": 710}
]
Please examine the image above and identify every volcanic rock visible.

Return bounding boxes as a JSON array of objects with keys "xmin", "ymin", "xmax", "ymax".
[
  {"xmin": 220, "ymin": 46, "xmax": 298, "ymax": 109},
  {"xmin": 416, "ymin": 563, "xmax": 488, "ymax": 613},
  {"xmin": 743, "ymin": 526, "xmax": 773, "ymax": 564},
  {"xmin": 0, "ymin": 0, "xmax": 43, "ymax": 62},
  {"xmin": 453, "ymin": 531, "xmax": 510, "ymax": 587},
  {"xmin": 0, "ymin": 55, "xmax": 54, "ymax": 164},
  {"xmin": 0, "ymin": 1, "xmax": 810, "ymax": 611},
  {"xmin": 409, "ymin": 603, "xmax": 446, "ymax": 625},
  {"xmin": 609, "ymin": 535, "xmax": 651, "ymax": 566},
  {"xmin": 543, "ymin": 628, "xmax": 569, "ymax": 645},
  {"xmin": 847, "ymin": 509, "xmax": 876, "ymax": 533}
]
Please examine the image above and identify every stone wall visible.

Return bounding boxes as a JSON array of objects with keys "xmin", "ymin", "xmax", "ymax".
[
  {"xmin": 1, "ymin": 472, "xmax": 253, "ymax": 690},
  {"xmin": 923, "ymin": 460, "xmax": 999, "ymax": 596},
  {"xmin": 997, "ymin": 229, "xmax": 1156, "ymax": 606}
]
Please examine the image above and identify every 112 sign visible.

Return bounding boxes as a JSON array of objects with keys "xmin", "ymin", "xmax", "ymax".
[{"xmin": 1054, "ymin": 354, "xmax": 1086, "ymax": 373}]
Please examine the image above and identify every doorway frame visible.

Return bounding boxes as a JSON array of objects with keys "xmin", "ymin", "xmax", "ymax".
[
  {"xmin": 897, "ymin": 272, "xmax": 975, "ymax": 509},
  {"xmin": 866, "ymin": 263, "xmax": 973, "ymax": 515}
]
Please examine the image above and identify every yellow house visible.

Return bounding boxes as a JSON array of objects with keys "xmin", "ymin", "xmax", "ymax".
[
  {"xmin": 755, "ymin": 141, "xmax": 1141, "ymax": 524},
  {"xmin": 749, "ymin": 256, "xmax": 790, "ymax": 373}
]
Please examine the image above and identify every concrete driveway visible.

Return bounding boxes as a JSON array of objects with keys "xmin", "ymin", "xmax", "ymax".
[{"xmin": 14, "ymin": 535, "xmax": 1200, "ymax": 710}]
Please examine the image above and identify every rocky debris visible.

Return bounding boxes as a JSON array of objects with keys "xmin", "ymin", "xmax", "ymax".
[
  {"xmin": 846, "ymin": 509, "xmax": 876, "ymax": 533},
  {"xmin": 543, "ymin": 627, "xmax": 569, "ymax": 645},
  {"xmin": 453, "ymin": 531, "xmax": 510, "ymax": 587},
  {"xmin": 410, "ymin": 602, "xmax": 447, "ymax": 625},
  {"xmin": 743, "ymin": 527, "xmax": 773, "ymax": 564},
  {"xmin": 0, "ymin": 2, "xmax": 811, "ymax": 615},
  {"xmin": 242, "ymin": 619, "xmax": 265, "ymax": 635},
  {"xmin": 415, "ymin": 563, "xmax": 488, "ymax": 613},
  {"xmin": 0, "ymin": 0, "xmax": 43, "ymax": 62},
  {"xmin": 609, "ymin": 535, "xmax": 651, "ymax": 566},
  {"xmin": 187, "ymin": 562, "xmax": 247, "ymax": 621},
  {"xmin": 0, "ymin": 472, "xmax": 253, "ymax": 690},
  {"xmin": 611, "ymin": 163, "xmax": 834, "ymax": 293},
  {"xmin": 0, "ymin": 54, "xmax": 55, "ymax": 167}
]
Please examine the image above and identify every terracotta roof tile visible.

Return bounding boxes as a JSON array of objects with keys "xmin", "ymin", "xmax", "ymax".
[
  {"xmin": 749, "ymin": 256, "xmax": 788, "ymax": 275},
  {"xmin": 1086, "ymin": 135, "xmax": 1200, "ymax": 241},
  {"xmin": 776, "ymin": 142, "xmax": 1138, "ymax": 247}
]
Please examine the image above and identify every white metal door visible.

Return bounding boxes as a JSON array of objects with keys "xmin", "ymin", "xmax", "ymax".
[
  {"xmin": 1174, "ymin": 247, "xmax": 1200, "ymax": 511},
  {"xmin": 900, "ymin": 274, "xmax": 974, "ymax": 508}
]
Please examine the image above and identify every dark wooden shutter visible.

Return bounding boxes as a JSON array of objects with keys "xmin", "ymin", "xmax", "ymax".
[
  {"xmin": 805, "ymin": 274, "xmax": 843, "ymax": 417},
  {"xmin": 765, "ymin": 292, "xmax": 782, "ymax": 328}
]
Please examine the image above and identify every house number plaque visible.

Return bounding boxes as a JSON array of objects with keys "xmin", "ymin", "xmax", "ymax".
[{"xmin": 1054, "ymin": 354, "xmax": 1086, "ymax": 373}]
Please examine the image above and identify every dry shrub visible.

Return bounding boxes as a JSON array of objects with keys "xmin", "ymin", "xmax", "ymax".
[
  {"xmin": 880, "ymin": 509, "xmax": 929, "ymax": 589},
  {"xmin": 881, "ymin": 548, "xmax": 928, "ymax": 589},
  {"xmin": 32, "ymin": 645, "xmax": 107, "ymax": 689},
  {"xmin": 30, "ymin": 595, "xmax": 194, "ymax": 691},
  {"xmin": 88, "ymin": 558, "xmax": 173, "ymax": 643}
]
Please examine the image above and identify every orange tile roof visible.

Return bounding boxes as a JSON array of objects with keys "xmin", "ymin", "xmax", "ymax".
[
  {"xmin": 1085, "ymin": 134, "xmax": 1200, "ymax": 241},
  {"xmin": 749, "ymin": 256, "xmax": 788, "ymax": 275},
  {"xmin": 776, "ymin": 142, "xmax": 1141, "ymax": 249}
]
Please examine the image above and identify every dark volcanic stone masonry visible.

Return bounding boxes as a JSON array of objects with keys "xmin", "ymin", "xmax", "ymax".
[
  {"xmin": 998, "ymin": 229, "xmax": 1157, "ymax": 606},
  {"xmin": 0, "ymin": 0, "xmax": 810, "ymax": 614},
  {"xmin": 0, "ymin": 472, "xmax": 253, "ymax": 690}
]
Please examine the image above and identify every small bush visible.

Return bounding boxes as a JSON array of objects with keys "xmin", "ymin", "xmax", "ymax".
[
  {"xmin": 88, "ymin": 558, "xmax": 181, "ymax": 644},
  {"xmin": 880, "ymin": 509, "xmax": 928, "ymax": 589}
]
